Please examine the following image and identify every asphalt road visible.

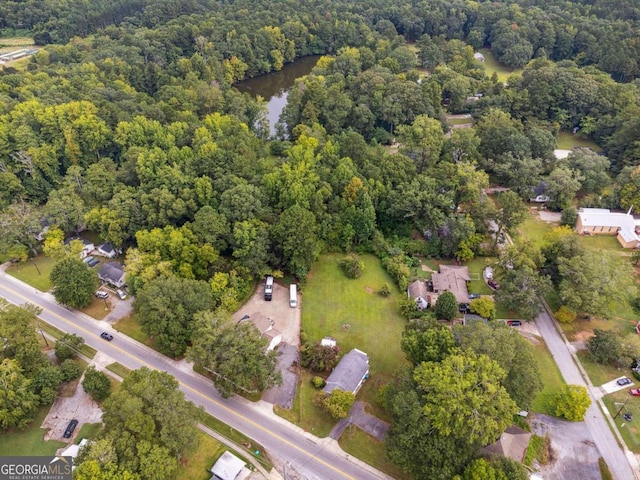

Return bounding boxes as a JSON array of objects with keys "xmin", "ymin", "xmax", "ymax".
[
  {"xmin": 535, "ymin": 306, "xmax": 637, "ymax": 480},
  {"xmin": 0, "ymin": 270, "xmax": 390, "ymax": 480}
]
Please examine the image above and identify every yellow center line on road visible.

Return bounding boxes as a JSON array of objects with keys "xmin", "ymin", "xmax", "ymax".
[{"xmin": 0, "ymin": 283, "xmax": 354, "ymax": 480}]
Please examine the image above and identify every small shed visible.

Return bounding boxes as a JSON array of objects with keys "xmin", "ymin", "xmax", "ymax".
[
  {"xmin": 474, "ymin": 52, "xmax": 485, "ymax": 62},
  {"xmin": 321, "ymin": 337, "xmax": 337, "ymax": 348},
  {"xmin": 407, "ymin": 280, "xmax": 429, "ymax": 310},
  {"xmin": 324, "ymin": 348, "xmax": 370, "ymax": 395},
  {"xmin": 210, "ymin": 451, "xmax": 250, "ymax": 480}
]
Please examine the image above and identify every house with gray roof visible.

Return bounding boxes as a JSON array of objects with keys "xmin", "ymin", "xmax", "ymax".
[
  {"xmin": 98, "ymin": 262, "xmax": 126, "ymax": 288},
  {"xmin": 324, "ymin": 348, "xmax": 370, "ymax": 395}
]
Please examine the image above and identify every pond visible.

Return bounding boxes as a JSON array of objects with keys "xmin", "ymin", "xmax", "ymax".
[{"xmin": 235, "ymin": 55, "xmax": 320, "ymax": 136}]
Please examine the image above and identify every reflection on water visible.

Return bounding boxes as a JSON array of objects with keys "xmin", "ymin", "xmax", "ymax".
[{"xmin": 235, "ymin": 56, "xmax": 320, "ymax": 136}]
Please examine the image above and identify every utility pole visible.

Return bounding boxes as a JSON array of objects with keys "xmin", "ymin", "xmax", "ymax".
[{"xmin": 614, "ymin": 396, "xmax": 631, "ymax": 420}]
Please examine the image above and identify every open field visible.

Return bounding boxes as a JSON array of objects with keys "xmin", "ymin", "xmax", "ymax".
[
  {"xmin": 301, "ymin": 254, "xmax": 408, "ymax": 405},
  {"xmin": 80, "ymin": 296, "xmax": 112, "ymax": 320},
  {"xmin": 0, "ymin": 37, "xmax": 34, "ymax": 48},
  {"xmin": 274, "ymin": 371, "xmax": 336, "ymax": 437},
  {"xmin": 516, "ymin": 212, "xmax": 556, "ymax": 248},
  {"xmin": 0, "ymin": 406, "xmax": 66, "ymax": 456},
  {"xmin": 106, "ymin": 362, "xmax": 131, "ymax": 379},
  {"xmin": 113, "ymin": 314, "xmax": 156, "ymax": 348},
  {"xmin": 175, "ymin": 432, "xmax": 225, "ymax": 480},
  {"xmin": 531, "ymin": 342, "xmax": 566, "ymax": 415},
  {"xmin": 603, "ymin": 391, "xmax": 640, "ymax": 453},
  {"xmin": 557, "ymin": 131, "xmax": 602, "ymax": 152},
  {"xmin": 576, "ymin": 350, "xmax": 627, "ymax": 387},
  {"xmin": 6, "ymin": 256, "xmax": 56, "ymax": 291},
  {"xmin": 477, "ymin": 48, "xmax": 523, "ymax": 82},
  {"xmin": 339, "ymin": 426, "xmax": 411, "ymax": 480}
]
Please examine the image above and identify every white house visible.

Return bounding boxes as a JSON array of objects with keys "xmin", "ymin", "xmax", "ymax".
[
  {"xmin": 96, "ymin": 242, "xmax": 117, "ymax": 258},
  {"xmin": 575, "ymin": 208, "xmax": 640, "ymax": 248},
  {"xmin": 210, "ymin": 451, "xmax": 250, "ymax": 480},
  {"xmin": 98, "ymin": 262, "xmax": 126, "ymax": 288},
  {"xmin": 64, "ymin": 237, "xmax": 95, "ymax": 259}
]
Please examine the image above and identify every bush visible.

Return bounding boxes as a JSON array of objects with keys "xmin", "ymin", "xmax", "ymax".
[
  {"xmin": 555, "ymin": 306, "xmax": 577, "ymax": 324},
  {"xmin": 300, "ymin": 343, "xmax": 340, "ymax": 372},
  {"xmin": 381, "ymin": 255, "xmax": 410, "ymax": 290},
  {"xmin": 338, "ymin": 254, "xmax": 365, "ymax": 279},
  {"xmin": 379, "ymin": 283, "xmax": 391, "ymax": 297},
  {"xmin": 311, "ymin": 376, "xmax": 325, "ymax": 388},
  {"xmin": 82, "ymin": 367, "xmax": 111, "ymax": 401},
  {"xmin": 554, "ymin": 385, "xmax": 590, "ymax": 421},
  {"xmin": 560, "ymin": 206, "xmax": 578, "ymax": 227},
  {"xmin": 59, "ymin": 359, "xmax": 81, "ymax": 382},
  {"xmin": 399, "ymin": 297, "xmax": 419, "ymax": 319},
  {"xmin": 55, "ymin": 333, "xmax": 85, "ymax": 360}
]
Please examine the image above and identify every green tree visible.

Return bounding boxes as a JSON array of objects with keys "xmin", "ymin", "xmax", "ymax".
[
  {"xmin": 50, "ymin": 257, "xmax": 97, "ymax": 308},
  {"xmin": 492, "ymin": 191, "xmax": 527, "ymax": 248},
  {"xmin": 545, "ymin": 167, "xmax": 581, "ymax": 211},
  {"xmin": 187, "ymin": 311, "xmax": 282, "ymax": 398},
  {"xmin": 401, "ymin": 318, "xmax": 455, "ymax": 365},
  {"xmin": 32, "ymin": 364, "xmax": 62, "ymax": 404},
  {"xmin": 338, "ymin": 254, "xmax": 364, "ymax": 279},
  {"xmin": 435, "ymin": 291, "xmax": 457, "ymax": 321},
  {"xmin": 55, "ymin": 333, "xmax": 85, "ymax": 360},
  {"xmin": 59, "ymin": 359, "xmax": 81, "ymax": 382},
  {"xmin": 272, "ymin": 205, "xmax": 320, "ymax": 278},
  {"xmin": 469, "ymin": 297, "xmax": 496, "ymax": 320},
  {"xmin": 587, "ymin": 329, "xmax": 622, "ymax": 365},
  {"xmin": 462, "ymin": 458, "xmax": 507, "ymax": 480},
  {"xmin": 82, "ymin": 367, "xmax": 111, "ymax": 401},
  {"xmin": 0, "ymin": 201, "xmax": 42, "ymax": 257},
  {"xmin": 554, "ymin": 385, "xmax": 590, "ymax": 421},
  {"xmin": 322, "ymin": 389, "xmax": 355, "ymax": 419},
  {"xmin": 495, "ymin": 266, "xmax": 551, "ymax": 321},
  {"xmin": 0, "ymin": 358, "xmax": 39, "ymax": 429},
  {"xmin": 133, "ymin": 276, "xmax": 215, "ymax": 357},
  {"xmin": 300, "ymin": 343, "xmax": 339, "ymax": 372},
  {"xmin": 397, "ymin": 115, "xmax": 445, "ymax": 171},
  {"xmin": 0, "ymin": 300, "xmax": 45, "ymax": 375}
]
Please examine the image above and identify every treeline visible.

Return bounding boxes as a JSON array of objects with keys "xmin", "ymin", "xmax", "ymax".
[{"xmin": 2, "ymin": 0, "xmax": 640, "ymax": 81}]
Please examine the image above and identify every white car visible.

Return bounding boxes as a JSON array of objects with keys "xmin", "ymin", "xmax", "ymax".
[{"xmin": 116, "ymin": 289, "xmax": 127, "ymax": 300}]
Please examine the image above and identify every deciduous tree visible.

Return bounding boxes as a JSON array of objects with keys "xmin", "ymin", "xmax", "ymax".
[
  {"xmin": 82, "ymin": 367, "xmax": 111, "ymax": 401},
  {"xmin": 435, "ymin": 291, "xmax": 457, "ymax": 321},
  {"xmin": 50, "ymin": 257, "xmax": 97, "ymax": 308},
  {"xmin": 554, "ymin": 385, "xmax": 590, "ymax": 421},
  {"xmin": 0, "ymin": 358, "xmax": 39, "ymax": 429}
]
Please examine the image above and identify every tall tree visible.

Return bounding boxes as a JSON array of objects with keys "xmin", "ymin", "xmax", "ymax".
[
  {"xmin": 0, "ymin": 358, "xmax": 39, "ymax": 429},
  {"xmin": 188, "ymin": 311, "xmax": 281, "ymax": 398},
  {"xmin": 0, "ymin": 300, "xmax": 45, "ymax": 375},
  {"xmin": 50, "ymin": 257, "xmax": 97, "ymax": 308},
  {"xmin": 272, "ymin": 205, "xmax": 320, "ymax": 278}
]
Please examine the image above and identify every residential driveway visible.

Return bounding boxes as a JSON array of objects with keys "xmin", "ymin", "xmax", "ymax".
[
  {"xmin": 233, "ymin": 281, "xmax": 300, "ymax": 346},
  {"xmin": 262, "ymin": 343, "xmax": 298, "ymax": 408},
  {"xmin": 330, "ymin": 402, "xmax": 389, "ymax": 441},
  {"xmin": 531, "ymin": 414, "xmax": 600, "ymax": 480},
  {"xmin": 103, "ymin": 294, "xmax": 133, "ymax": 323},
  {"xmin": 601, "ymin": 377, "xmax": 635, "ymax": 395}
]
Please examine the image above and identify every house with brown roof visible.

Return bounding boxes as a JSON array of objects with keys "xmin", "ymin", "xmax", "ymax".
[
  {"xmin": 407, "ymin": 280, "xmax": 429, "ymax": 310},
  {"xmin": 480, "ymin": 425, "xmax": 532, "ymax": 462},
  {"xmin": 240, "ymin": 312, "xmax": 282, "ymax": 351},
  {"xmin": 431, "ymin": 265, "xmax": 471, "ymax": 303}
]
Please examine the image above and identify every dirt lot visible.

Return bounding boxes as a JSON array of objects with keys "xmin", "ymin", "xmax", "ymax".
[
  {"xmin": 42, "ymin": 371, "xmax": 103, "ymax": 442},
  {"xmin": 233, "ymin": 281, "xmax": 300, "ymax": 346}
]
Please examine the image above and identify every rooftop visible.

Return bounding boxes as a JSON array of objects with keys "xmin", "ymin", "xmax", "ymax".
[
  {"xmin": 431, "ymin": 265, "xmax": 471, "ymax": 303},
  {"xmin": 324, "ymin": 348, "xmax": 369, "ymax": 395}
]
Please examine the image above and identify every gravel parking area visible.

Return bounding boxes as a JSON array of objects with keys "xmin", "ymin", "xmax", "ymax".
[
  {"xmin": 262, "ymin": 343, "xmax": 298, "ymax": 408},
  {"xmin": 42, "ymin": 371, "xmax": 103, "ymax": 442}
]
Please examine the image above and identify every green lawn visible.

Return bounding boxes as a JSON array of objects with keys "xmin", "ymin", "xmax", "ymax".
[
  {"xmin": 0, "ymin": 406, "xmax": 66, "ymax": 456},
  {"xmin": 35, "ymin": 320, "xmax": 97, "ymax": 359},
  {"xmin": 80, "ymin": 296, "xmax": 112, "ymax": 320},
  {"xmin": 339, "ymin": 426, "xmax": 411, "ymax": 480},
  {"xmin": 175, "ymin": 431, "xmax": 225, "ymax": 480},
  {"xmin": 477, "ymin": 48, "xmax": 524, "ymax": 82},
  {"xmin": 578, "ymin": 234, "xmax": 625, "ymax": 253},
  {"xmin": 577, "ymin": 350, "xmax": 628, "ymax": 386},
  {"xmin": 463, "ymin": 256, "xmax": 495, "ymax": 296},
  {"xmin": 603, "ymin": 391, "xmax": 640, "ymax": 453},
  {"xmin": 113, "ymin": 314, "xmax": 156, "ymax": 348},
  {"xmin": 274, "ymin": 371, "xmax": 336, "ymax": 437},
  {"xmin": 531, "ymin": 342, "xmax": 566, "ymax": 415},
  {"xmin": 301, "ymin": 254, "xmax": 409, "ymax": 404},
  {"xmin": 516, "ymin": 213, "xmax": 556, "ymax": 248},
  {"xmin": 557, "ymin": 131, "xmax": 602, "ymax": 152},
  {"xmin": 447, "ymin": 118, "xmax": 474, "ymax": 126},
  {"xmin": 106, "ymin": 362, "xmax": 131, "ymax": 379},
  {"xmin": 6, "ymin": 255, "xmax": 57, "ymax": 291},
  {"xmin": 75, "ymin": 423, "xmax": 103, "ymax": 442}
]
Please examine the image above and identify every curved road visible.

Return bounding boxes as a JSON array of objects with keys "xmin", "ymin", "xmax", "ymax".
[{"xmin": 0, "ymin": 270, "xmax": 391, "ymax": 480}]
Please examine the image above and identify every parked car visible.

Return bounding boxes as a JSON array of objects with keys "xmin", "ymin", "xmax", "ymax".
[
  {"xmin": 100, "ymin": 332, "xmax": 113, "ymax": 341},
  {"xmin": 458, "ymin": 303, "xmax": 471, "ymax": 313},
  {"xmin": 469, "ymin": 293, "xmax": 480, "ymax": 299},
  {"xmin": 618, "ymin": 377, "xmax": 632, "ymax": 386},
  {"xmin": 116, "ymin": 289, "xmax": 127, "ymax": 300},
  {"xmin": 82, "ymin": 255, "xmax": 95, "ymax": 264},
  {"xmin": 630, "ymin": 389, "xmax": 640, "ymax": 396},
  {"xmin": 95, "ymin": 290, "xmax": 108, "ymax": 299},
  {"xmin": 63, "ymin": 419, "xmax": 78, "ymax": 438},
  {"xmin": 87, "ymin": 258, "xmax": 100, "ymax": 268},
  {"xmin": 507, "ymin": 320, "xmax": 522, "ymax": 326},
  {"xmin": 488, "ymin": 279, "xmax": 500, "ymax": 290}
]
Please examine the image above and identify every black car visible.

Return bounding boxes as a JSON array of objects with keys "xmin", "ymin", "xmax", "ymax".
[
  {"xmin": 63, "ymin": 419, "xmax": 78, "ymax": 438},
  {"xmin": 618, "ymin": 377, "xmax": 632, "ymax": 386},
  {"xmin": 507, "ymin": 320, "xmax": 522, "ymax": 327},
  {"xmin": 458, "ymin": 303, "xmax": 471, "ymax": 313},
  {"xmin": 100, "ymin": 332, "xmax": 114, "ymax": 341}
]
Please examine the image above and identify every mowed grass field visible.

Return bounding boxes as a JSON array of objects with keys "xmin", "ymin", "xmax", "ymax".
[
  {"xmin": 0, "ymin": 406, "xmax": 66, "ymax": 456},
  {"xmin": 557, "ymin": 131, "xmax": 602, "ymax": 152},
  {"xmin": 476, "ymin": 48, "xmax": 523, "ymax": 82},
  {"xmin": 6, "ymin": 255, "xmax": 56, "ymax": 291},
  {"xmin": 531, "ymin": 342, "xmax": 566, "ymax": 415},
  {"xmin": 302, "ymin": 254, "xmax": 408, "ymax": 405}
]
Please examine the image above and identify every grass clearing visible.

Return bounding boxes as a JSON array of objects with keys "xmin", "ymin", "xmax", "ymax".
[
  {"xmin": 578, "ymin": 234, "xmax": 626, "ymax": 253},
  {"xmin": 176, "ymin": 431, "xmax": 225, "ymax": 480},
  {"xmin": 531, "ymin": 342, "xmax": 566, "ymax": 415},
  {"xmin": 274, "ymin": 371, "xmax": 336, "ymax": 437},
  {"xmin": 557, "ymin": 131, "xmax": 602, "ymax": 152},
  {"xmin": 599, "ymin": 457, "xmax": 613, "ymax": 480},
  {"xmin": 7, "ymin": 256, "xmax": 56, "ymax": 291},
  {"xmin": 80, "ymin": 296, "xmax": 112, "ymax": 320},
  {"xmin": 200, "ymin": 413, "xmax": 272, "ymax": 471},
  {"xmin": 577, "ymin": 350, "xmax": 627, "ymax": 386},
  {"xmin": 75, "ymin": 423, "xmax": 102, "ymax": 442},
  {"xmin": 602, "ymin": 390, "xmax": 640, "ymax": 453},
  {"xmin": 301, "ymin": 254, "xmax": 408, "ymax": 406},
  {"xmin": 516, "ymin": 213, "xmax": 556, "ymax": 248},
  {"xmin": 447, "ymin": 118, "xmax": 474, "ymax": 126},
  {"xmin": 339, "ymin": 426, "xmax": 411, "ymax": 480},
  {"xmin": 0, "ymin": 406, "xmax": 66, "ymax": 456},
  {"xmin": 477, "ymin": 48, "xmax": 523, "ymax": 82},
  {"xmin": 113, "ymin": 314, "xmax": 155, "ymax": 348},
  {"xmin": 106, "ymin": 362, "xmax": 131, "ymax": 379},
  {"xmin": 0, "ymin": 37, "xmax": 35, "ymax": 47}
]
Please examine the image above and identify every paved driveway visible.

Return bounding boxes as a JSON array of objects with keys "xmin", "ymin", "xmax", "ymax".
[{"xmin": 262, "ymin": 343, "xmax": 298, "ymax": 408}]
